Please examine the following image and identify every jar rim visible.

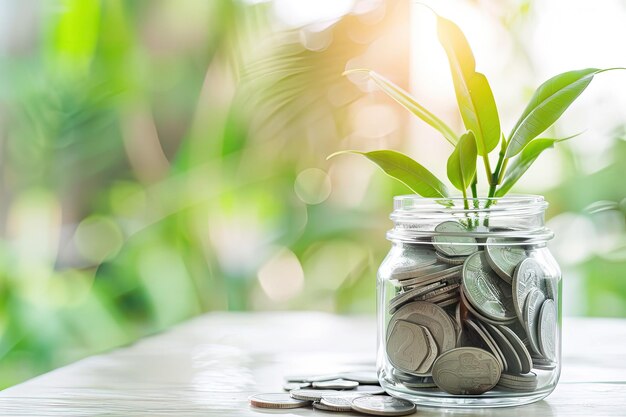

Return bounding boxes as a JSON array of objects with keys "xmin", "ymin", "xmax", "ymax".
[{"xmin": 388, "ymin": 194, "xmax": 553, "ymax": 243}]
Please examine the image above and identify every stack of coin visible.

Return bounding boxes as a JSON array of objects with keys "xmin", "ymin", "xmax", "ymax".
[
  {"xmin": 250, "ymin": 370, "xmax": 417, "ymax": 415},
  {"xmin": 384, "ymin": 221, "xmax": 559, "ymax": 395}
]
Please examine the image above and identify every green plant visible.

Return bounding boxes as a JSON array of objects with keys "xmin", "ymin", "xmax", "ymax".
[{"xmin": 331, "ymin": 13, "xmax": 621, "ymax": 207}]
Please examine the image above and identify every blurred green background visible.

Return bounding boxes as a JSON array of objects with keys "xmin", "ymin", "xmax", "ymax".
[{"xmin": 0, "ymin": 0, "xmax": 624, "ymax": 389}]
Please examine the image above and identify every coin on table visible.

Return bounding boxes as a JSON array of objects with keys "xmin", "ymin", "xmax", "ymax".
[
  {"xmin": 354, "ymin": 385, "xmax": 386, "ymax": 394},
  {"xmin": 485, "ymin": 238, "xmax": 527, "ymax": 284},
  {"xmin": 432, "ymin": 221, "xmax": 479, "ymax": 257},
  {"xmin": 339, "ymin": 370, "xmax": 379, "ymax": 385},
  {"xmin": 283, "ymin": 381, "xmax": 311, "ymax": 391},
  {"xmin": 389, "ymin": 248, "xmax": 438, "ymax": 280},
  {"xmin": 538, "ymin": 299, "xmax": 557, "ymax": 361},
  {"xmin": 319, "ymin": 396, "xmax": 355, "ymax": 412},
  {"xmin": 389, "ymin": 301, "xmax": 457, "ymax": 357},
  {"xmin": 290, "ymin": 389, "xmax": 341, "ymax": 401},
  {"xmin": 512, "ymin": 258, "xmax": 547, "ymax": 322},
  {"xmin": 523, "ymin": 289, "xmax": 546, "ymax": 355},
  {"xmin": 285, "ymin": 373, "xmax": 339, "ymax": 383},
  {"xmin": 312, "ymin": 401, "xmax": 334, "ymax": 411},
  {"xmin": 350, "ymin": 395, "xmax": 416, "ymax": 416},
  {"xmin": 431, "ymin": 347, "xmax": 501, "ymax": 395},
  {"xmin": 462, "ymin": 251, "xmax": 516, "ymax": 322},
  {"xmin": 313, "ymin": 378, "xmax": 358, "ymax": 390},
  {"xmin": 249, "ymin": 393, "xmax": 311, "ymax": 409},
  {"xmin": 496, "ymin": 324, "xmax": 532, "ymax": 374},
  {"xmin": 387, "ymin": 320, "xmax": 438, "ymax": 374}
]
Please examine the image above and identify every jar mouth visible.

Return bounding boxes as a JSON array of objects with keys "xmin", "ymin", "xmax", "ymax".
[
  {"xmin": 393, "ymin": 194, "xmax": 547, "ymax": 212},
  {"xmin": 388, "ymin": 194, "xmax": 553, "ymax": 243}
]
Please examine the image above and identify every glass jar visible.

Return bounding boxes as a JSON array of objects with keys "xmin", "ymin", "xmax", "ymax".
[{"xmin": 377, "ymin": 195, "xmax": 561, "ymax": 407}]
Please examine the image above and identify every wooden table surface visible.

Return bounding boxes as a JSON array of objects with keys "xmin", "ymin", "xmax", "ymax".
[{"xmin": 0, "ymin": 312, "xmax": 624, "ymax": 416}]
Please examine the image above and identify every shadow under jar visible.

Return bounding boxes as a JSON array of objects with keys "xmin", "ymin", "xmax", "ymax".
[{"xmin": 377, "ymin": 195, "xmax": 561, "ymax": 408}]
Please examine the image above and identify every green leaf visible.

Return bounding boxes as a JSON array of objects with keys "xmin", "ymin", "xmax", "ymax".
[
  {"xmin": 344, "ymin": 69, "xmax": 458, "ymax": 146},
  {"xmin": 328, "ymin": 150, "xmax": 449, "ymax": 198},
  {"xmin": 437, "ymin": 16, "xmax": 501, "ymax": 156},
  {"xmin": 506, "ymin": 68, "xmax": 601, "ymax": 157},
  {"xmin": 496, "ymin": 133, "xmax": 581, "ymax": 196},
  {"xmin": 447, "ymin": 131, "xmax": 477, "ymax": 192}
]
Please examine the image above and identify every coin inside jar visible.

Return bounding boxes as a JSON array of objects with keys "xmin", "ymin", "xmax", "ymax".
[{"xmin": 431, "ymin": 347, "xmax": 501, "ymax": 395}]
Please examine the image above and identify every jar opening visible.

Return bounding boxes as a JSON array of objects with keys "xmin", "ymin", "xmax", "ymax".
[{"xmin": 387, "ymin": 194, "xmax": 553, "ymax": 244}]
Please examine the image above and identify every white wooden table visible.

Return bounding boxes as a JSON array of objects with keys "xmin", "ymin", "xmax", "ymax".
[{"xmin": 0, "ymin": 313, "xmax": 625, "ymax": 416}]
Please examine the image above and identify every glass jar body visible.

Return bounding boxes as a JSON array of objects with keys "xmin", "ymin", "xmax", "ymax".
[{"xmin": 377, "ymin": 196, "xmax": 561, "ymax": 407}]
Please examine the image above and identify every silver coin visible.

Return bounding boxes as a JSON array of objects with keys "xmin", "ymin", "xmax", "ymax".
[
  {"xmin": 283, "ymin": 381, "xmax": 311, "ymax": 391},
  {"xmin": 432, "ymin": 221, "xmax": 479, "ymax": 257},
  {"xmin": 459, "ymin": 291, "xmax": 514, "ymax": 326},
  {"xmin": 436, "ymin": 297, "xmax": 459, "ymax": 309},
  {"xmin": 354, "ymin": 385, "xmax": 386, "ymax": 394},
  {"xmin": 499, "ymin": 371, "xmax": 537, "ymax": 383},
  {"xmin": 339, "ymin": 371, "xmax": 379, "ymax": 385},
  {"xmin": 285, "ymin": 373, "xmax": 340, "ymax": 383},
  {"xmin": 513, "ymin": 258, "xmax": 547, "ymax": 323},
  {"xmin": 386, "ymin": 320, "xmax": 437, "ymax": 375},
  {"xmin": 431, "ymin": 347, "xmax": 501, "ymax": 395},
  {"xmin": 496, "ymin": 381, "xmax": 538, "ymax": 392},
  {"xmin": 290, "ymin": 389, "xmax": 341, "ymax": 401},
  {"xmin": 418, "ymin": 283, "xmax": 461, "ymax": 301},
  {"xmin": 538, "ymin": 299, "xmax": 557, "ymax": 361},
  {"xmin": 462, "ymin": 252, "xmax": 516, "ymax": 321},
  {"xmin": 476, "ymin": 320, "xmax": 509, "ymax": 373},
  {"xmin": 523, "ymin": 289, "xmax": 546, "ymax": 355},
  {"xmin": 389, "ymin": 248, "xmax": 438, "ymax": 280},
  {"xmin": 485, "ymin": 238, "xmax": 527, "ymax": 284},
  {"xmin": 350, "ymin": 395, "xmax": 416, "ymax": 416},
  {"xmin": 532, "ymin": 356, "xmax": 557, "ymax": 370},
  {"xmin": 394, "ymin": 263, "xmax": 450, "ymax": 281},
  {"xmin": 398, "ymin": 265, "xmax": 463, "ymax": 289},
  {"xmin": 497, "ymin": 372, "xmax": 538, "ymax": 391},
  {"xmin": 313, "ymin": 379, "xmax": 359, "ymax": 390},
  {"xmin": 436, "ymin": 252, "xmax": 467, "ymax": 265},
  {"xmin": 482, "ymin": 322, "xmax": 523, "ymax": 375},
  {"xmin": 389, "ymin": 301, "xmax": 457, "ymax": 357},
  {"xmin": 389, "ymin": 282, "xmax": 445, "ymax": 314},
  {"xmin": 250, "ymin": 393, "xmax": 311, "ymax": 409},
  {"xmin": 464, "ymin": 319, "xmax": 504, "ymax": 372},
  {"xmin": 545, "ymin": 276, "xmax": 558, "ymax": 300},
  {"xmin": 319, "ymin": 396, "xmax": 354, "ymax": 412},
  {"xmin": 402, "ymin": 379, "xmax": 438, "ymax": 389},
  {"xmin": 313, "ymin": 400, "xmax": 337, "ymax": 411},
  {"xmin": 496, "ymin": 324, "xmax": 532, "ymax": 374}
]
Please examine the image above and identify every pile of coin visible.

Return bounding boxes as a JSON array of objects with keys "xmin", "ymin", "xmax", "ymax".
[
  {"xmin": 250, "ymin": 371, "xmax": 418, "ymax": 416},
  {"xmin": 385, "ymin": 221, "xmax": 559, "ymax": 395}
]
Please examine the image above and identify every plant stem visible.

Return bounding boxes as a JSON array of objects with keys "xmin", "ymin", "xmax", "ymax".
[
  {"xmin": 497, "ymin": 158, "xmax": 509, "ymax": 185},
  {"xmin": 462, "ymin": 188, "xmax": 469, "ymax": 210},
  {"xmin": 482, "ymin": 154, "xmax": 493, "ymax": 185},
  {"xmin": 470, "ymin": 175, "xmax": 479, "ymax": 227}
]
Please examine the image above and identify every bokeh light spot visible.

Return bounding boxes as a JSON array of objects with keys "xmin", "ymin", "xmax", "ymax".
[
  {"xmin": 257, "ymin": 248, "xmax": 304, "ymax": 302},
  {"xmin": 75, "ymin": 216, "xmax": 124, "ymax": 264},
  {"xmin": 295, "ymin": 168, "xmax": 332, "ymax": 205}
]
